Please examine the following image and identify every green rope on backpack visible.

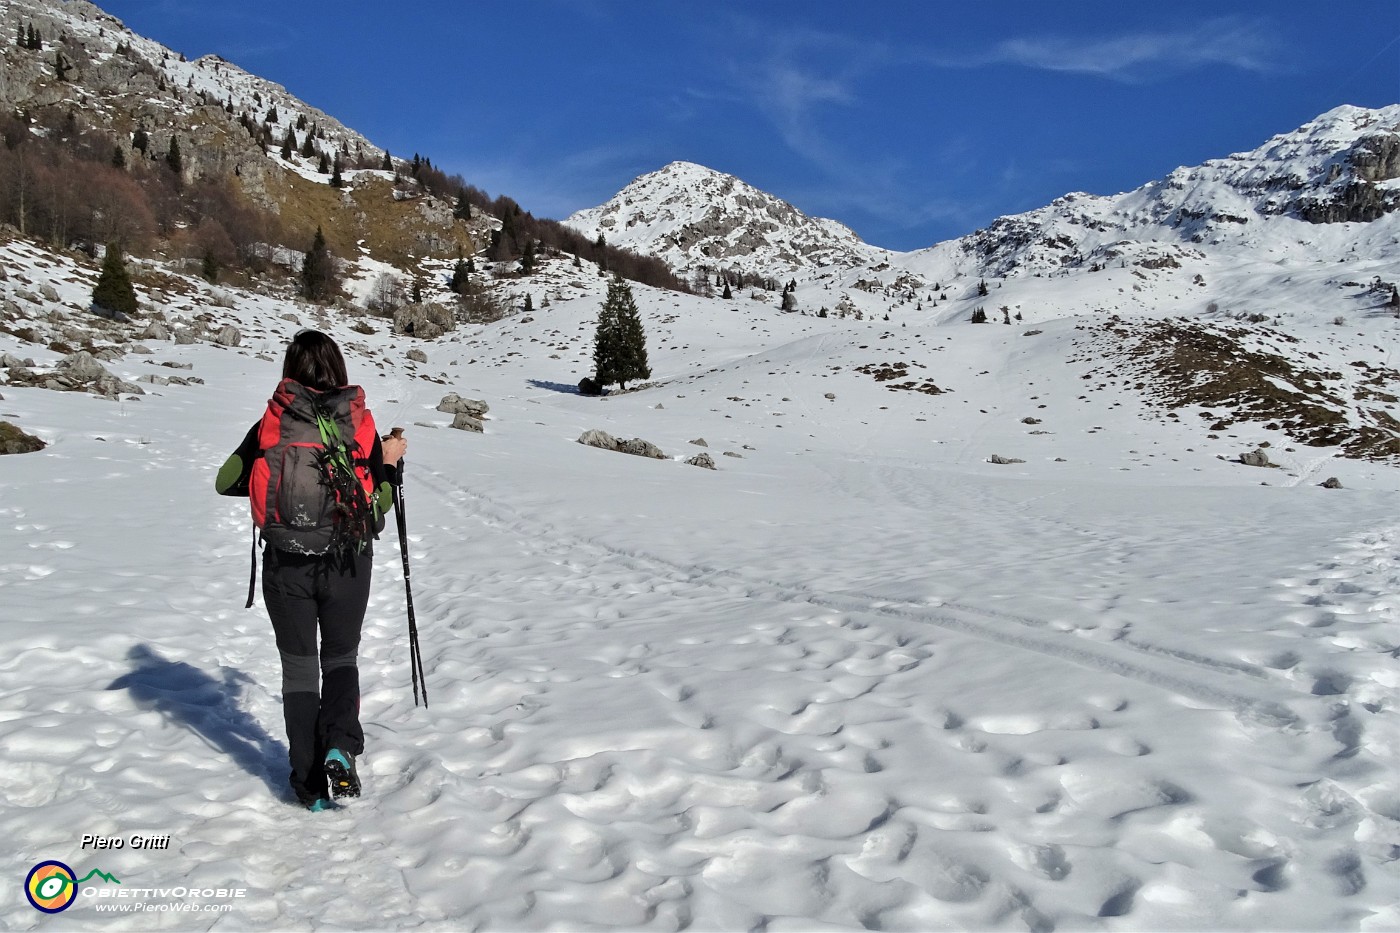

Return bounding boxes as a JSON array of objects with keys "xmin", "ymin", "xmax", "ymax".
[{"xmin": 312, "ymin": 401, "xmax": 374, "ymax": 554}]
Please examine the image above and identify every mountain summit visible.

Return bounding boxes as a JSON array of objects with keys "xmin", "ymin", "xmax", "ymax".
[{"xmin": 566, "ymin": 161, "xmax": 890, "ymax": 282}]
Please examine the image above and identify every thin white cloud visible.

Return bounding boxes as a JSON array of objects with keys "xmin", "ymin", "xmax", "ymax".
[
  {"xmin": 978, "ymin": 17, "xmax": 1281, "ymax": 79},
  {"xmin": 720, "ymin": 26, "xmax": 884, "ymax": 179}
]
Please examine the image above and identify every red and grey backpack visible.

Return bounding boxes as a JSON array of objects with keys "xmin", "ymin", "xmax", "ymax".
[{"xmin": 249, "ymin": 378, "xmax": 381, "ymax": 557}]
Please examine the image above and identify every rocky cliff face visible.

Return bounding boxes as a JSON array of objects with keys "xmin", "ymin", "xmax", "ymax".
[
  {"xmin": 0, "ymin": 0, "xmax": 384, "ymax": 195},
  {"xmin": 0, "ymin": 0, "xmax": 485, "ymax": 270},
  {"xmin": 1296, "ymin": 132, "xmax": 1400, "ymax": 223}
]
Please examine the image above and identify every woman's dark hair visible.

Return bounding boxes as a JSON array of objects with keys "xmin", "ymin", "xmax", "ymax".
[{"xmin": 282, "ymin": 330, "xmax": 348, "ymax": 391}]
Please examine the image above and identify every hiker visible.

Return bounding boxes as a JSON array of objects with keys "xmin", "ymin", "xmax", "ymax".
[{"xmin": 216, "ymin": 329, "xmax": 407, "ymax": 811}]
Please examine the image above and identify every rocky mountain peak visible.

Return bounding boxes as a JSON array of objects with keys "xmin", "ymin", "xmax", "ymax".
[{"xmin": 566, "ymin": 162, "xmax": 886, "ymax": 281}]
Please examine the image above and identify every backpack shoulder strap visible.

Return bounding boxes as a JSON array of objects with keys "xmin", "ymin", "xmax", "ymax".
[{"xmin": 245, "ymin": 527, "xmax": 261, "ymax": 609}]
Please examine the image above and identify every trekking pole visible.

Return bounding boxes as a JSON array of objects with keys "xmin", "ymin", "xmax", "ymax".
[{"xmin": 388, "ymin": 428, "xmax": 428, "ymax": 707}]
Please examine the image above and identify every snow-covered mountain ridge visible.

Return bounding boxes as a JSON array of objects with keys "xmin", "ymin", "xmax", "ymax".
[{"xmin": 568, "ymin": 105, "xmax": 1400, "ymax": 292}]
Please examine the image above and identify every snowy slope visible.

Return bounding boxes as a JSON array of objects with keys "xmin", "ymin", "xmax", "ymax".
[{"xmin": 2, "ymin": 233, "xmax": 1400, "ymax": 930}]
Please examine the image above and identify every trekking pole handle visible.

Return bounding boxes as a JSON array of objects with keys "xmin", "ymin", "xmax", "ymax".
[{"xmin": 387, "ymin": 427, "xmax": 406, "ymax": 477}]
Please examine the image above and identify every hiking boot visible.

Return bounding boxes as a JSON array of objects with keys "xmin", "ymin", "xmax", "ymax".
[
  {"xmin": 324, "ymin": 749, "xmax": 360, "ymax": 799},
  {"xmin": 306, "ymin": 797, "xmax": 334, "ymax": 813}
]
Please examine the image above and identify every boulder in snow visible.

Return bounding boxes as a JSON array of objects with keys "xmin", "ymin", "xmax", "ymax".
[
  {"xmin": 450, "ymin": 413, "xmax": 484, "ymax": 433},
  {"xmin": 618, "ymin": 437, "xmax": 666, "ymax": 459},
  {"xmin": 578, "ymin": 429, "xmax": 620, "ymax": 450},
  {"xmin": 0, "ymin": 421, "xmax": 45, "ymax": 455},
  {"xmin": 437, "ymin": 393, "xmax": 489, "ymax": 418}
]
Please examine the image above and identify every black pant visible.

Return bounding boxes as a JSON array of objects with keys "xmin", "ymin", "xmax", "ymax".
[{"xmin": 263, "ymin": 549, "xmax": 371, "ymax": 804}]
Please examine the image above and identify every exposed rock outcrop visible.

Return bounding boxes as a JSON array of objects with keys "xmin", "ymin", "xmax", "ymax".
[
  {"xmin": 577, "ymin": 430, "xmax": 667, "ymax": 460},
  {"xmin": 0, "ymin": 421, "xmax": 45, "ymax": 455}
]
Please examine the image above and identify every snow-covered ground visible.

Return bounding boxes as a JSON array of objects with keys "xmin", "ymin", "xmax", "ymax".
[{"xmin": 2, "ymin": 241, "xmax": 1399, "ymax": 931}]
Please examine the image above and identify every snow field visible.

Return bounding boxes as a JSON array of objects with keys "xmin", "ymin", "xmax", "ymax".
[{"xmin": 1, "ymin": 241, "xmax": 1399, "ymax": 929}]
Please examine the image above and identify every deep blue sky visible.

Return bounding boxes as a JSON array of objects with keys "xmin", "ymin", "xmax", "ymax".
[{"xmin": 100, "ymin": 1, "xmax": 1399, "ymax": 251}]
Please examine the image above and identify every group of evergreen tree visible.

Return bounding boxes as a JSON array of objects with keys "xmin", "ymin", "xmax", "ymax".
[
  {"xmin": 705, "ymin": 266, "xmax": 782, "ymax": 294},
  {"xmin": 0, "ymin": 104, "xmax": 302, "ymax": 290},
  {"xmin": 378, "ymin": 157, "xmax": 686, "ymax": 292},
  {"xmin": 15, "ymin": 23, "xmax": 42, "ymax": 50},
  {"xmin": 592, "ymin": 275, "xmax": 651, "ymax": 391},
  {"xmin": 3, "ymin": 45, "xmax": 693, "ymax": 315}
]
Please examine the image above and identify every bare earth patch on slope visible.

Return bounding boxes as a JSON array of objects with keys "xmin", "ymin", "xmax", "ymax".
[
  {"xmin": 855, "ymin": 361, "xmax": 946, "ymax": 396},
  {"xmin": 1076, "ymin": 317, "xmax": 1400, "ymax": 461}
]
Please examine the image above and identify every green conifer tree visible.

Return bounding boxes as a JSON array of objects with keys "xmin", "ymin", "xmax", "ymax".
[
  {"xmin": 450, "ymin": 259, "xmax": 469, "ymax": 294},
  {"xmin": 594, "ymin": 275, "xmax": 650, "ymax": 390},
  {"xmin": 92, "ymin": 244, "xmax": 138, "ymax": 317},
  {"xmin": 592, "ymin": 290, "xmax": 621, "ymax": 389},
  {"xmin": 301, "ymin": 226, "xmax": 336, "ymax": 302},
  {"xmin": 165, "ymin": 135, "xmax": 183, "ymax": 176}
]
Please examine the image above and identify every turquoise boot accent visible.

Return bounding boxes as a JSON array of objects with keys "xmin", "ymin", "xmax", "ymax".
[{"xmin": 325, "ymin": 749, "xmax": 360, "ymax": 799}]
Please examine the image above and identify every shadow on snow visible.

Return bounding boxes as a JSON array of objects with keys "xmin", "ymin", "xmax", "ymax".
[
  {"xmin": 526, "ymin": 378, "xmax": 586, "ymax": 395},
  {"xmin": 107, "ymin": 644, "xmax": 291, "ymax": 802}
]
